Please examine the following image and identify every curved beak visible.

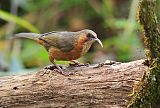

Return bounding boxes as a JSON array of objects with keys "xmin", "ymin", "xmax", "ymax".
[{"xmin": 95, "ymin": 38, "xmax": 103, "ymax": 48}]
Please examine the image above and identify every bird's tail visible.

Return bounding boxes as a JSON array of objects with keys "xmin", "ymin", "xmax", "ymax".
[{"xmin": 14, "ymin": 33, "xmax": 40, "ymax": 41}]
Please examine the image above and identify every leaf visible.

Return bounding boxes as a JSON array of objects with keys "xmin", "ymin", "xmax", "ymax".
[{"xmin": 0, "ymin": 9, "xmax": 40, "ymax": 33}]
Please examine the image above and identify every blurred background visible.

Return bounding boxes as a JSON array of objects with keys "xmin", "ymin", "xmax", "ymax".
[{"xmin": 1, "ymin": 0, "xmax": 159, "ymax": 76}]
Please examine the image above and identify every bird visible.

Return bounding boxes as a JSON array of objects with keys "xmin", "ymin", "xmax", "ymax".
[{"xmin": 15, "ymin": 29, "xmax": 103, "ymax": 75}]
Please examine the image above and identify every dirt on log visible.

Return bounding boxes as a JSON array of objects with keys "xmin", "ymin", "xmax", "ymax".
[{"xmin": 0, "ymin": 60, "xmax": 147, "ymax": 108}]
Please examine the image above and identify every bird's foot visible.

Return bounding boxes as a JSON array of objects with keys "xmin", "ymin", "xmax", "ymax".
[
  {"xmin": 44, "ymin": 65, "xmax": 62, "ymax": 70},
  {"xmin": 69, "ymin": 60, "xmax": 89, "ymax": 67},
  {"xmin": 42, "ymin": 65, "xmax": 73, "ymax": 76}
]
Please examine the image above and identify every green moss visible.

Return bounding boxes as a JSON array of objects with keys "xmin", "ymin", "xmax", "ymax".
[{"xmin": 128, "ymin": 0, "xmax": 160, "ymax": 107}]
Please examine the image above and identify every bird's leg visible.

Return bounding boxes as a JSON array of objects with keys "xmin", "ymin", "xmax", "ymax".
[
  {"xmin": 51, "ymin": 61, "xmax": 64, "ymax": 73},
  {"xmin": 46, "ymin": 56, "xmax": 63, "ymax": 74},
  {"xmin": 43, "ymin": 58, "xmax": 72, "ymax": 75}
]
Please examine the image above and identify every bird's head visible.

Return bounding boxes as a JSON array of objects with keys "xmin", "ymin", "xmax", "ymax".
[{"xmin": 79, "ymin": 29, "xmax": 103, "ymax": 48}]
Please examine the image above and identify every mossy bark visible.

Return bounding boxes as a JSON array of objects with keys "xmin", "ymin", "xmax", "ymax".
[{"xmin": 128, "ymin": 0, "xmax": 160, "ymax": 107}]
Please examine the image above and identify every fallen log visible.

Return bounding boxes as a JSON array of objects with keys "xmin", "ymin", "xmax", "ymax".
[{"xmin": 0, "ymin": 60, "xmax": 147, "ymax": 108}]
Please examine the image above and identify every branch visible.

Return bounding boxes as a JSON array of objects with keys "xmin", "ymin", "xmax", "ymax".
[{"xmin": 0, "ymin": 60, "xmax": 146, "ymax": 107}]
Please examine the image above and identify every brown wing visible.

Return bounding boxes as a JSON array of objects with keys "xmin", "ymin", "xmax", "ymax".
[{"xmin": 38, "ymin": 31, "xmax": 79, "ymax": 52}]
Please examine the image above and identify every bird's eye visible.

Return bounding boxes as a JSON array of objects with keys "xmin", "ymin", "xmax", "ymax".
[{"xmin": 87, "ymin": 33, "xmax": 95, "ymax": 38}]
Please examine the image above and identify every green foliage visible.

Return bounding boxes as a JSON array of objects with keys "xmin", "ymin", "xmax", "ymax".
[
  {"xmin": 103, "ymin": 32, "xmax": 143, "ymax": 62},
  {"xmin": 20, "ymin": 40, "xmax": 48, "ymax": 68},
  {"xmin": 0, "ymin": 9, "xmax": 39, "ymax": 33},
  {"xmin": 21, "ymin": 0, "xmax": 52, "ymax": 12},
  {"xmin": 60, "ymin": 0, "xmax": 87, "ymax": 10},
  {"xmin": 104, "ymin": 19, "xmax": 128, "ymax": 29}
]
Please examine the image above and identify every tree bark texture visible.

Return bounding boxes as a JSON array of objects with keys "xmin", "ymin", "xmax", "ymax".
[
  {"xmin": 128, "ymin": 0, "xmax": 160, "ymax": 107},
  {"xmin": 0, "ymin": 60, "xmax": 147, "ymax": 108}
]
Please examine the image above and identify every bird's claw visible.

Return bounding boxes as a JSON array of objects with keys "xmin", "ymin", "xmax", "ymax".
[
  {"xmin": 44, "ymin": 65, "xmax": 62, "ymax": 70},
  {"xmin": 42, "ymin": 65, "xmax": 73, "ymax": 76}
]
